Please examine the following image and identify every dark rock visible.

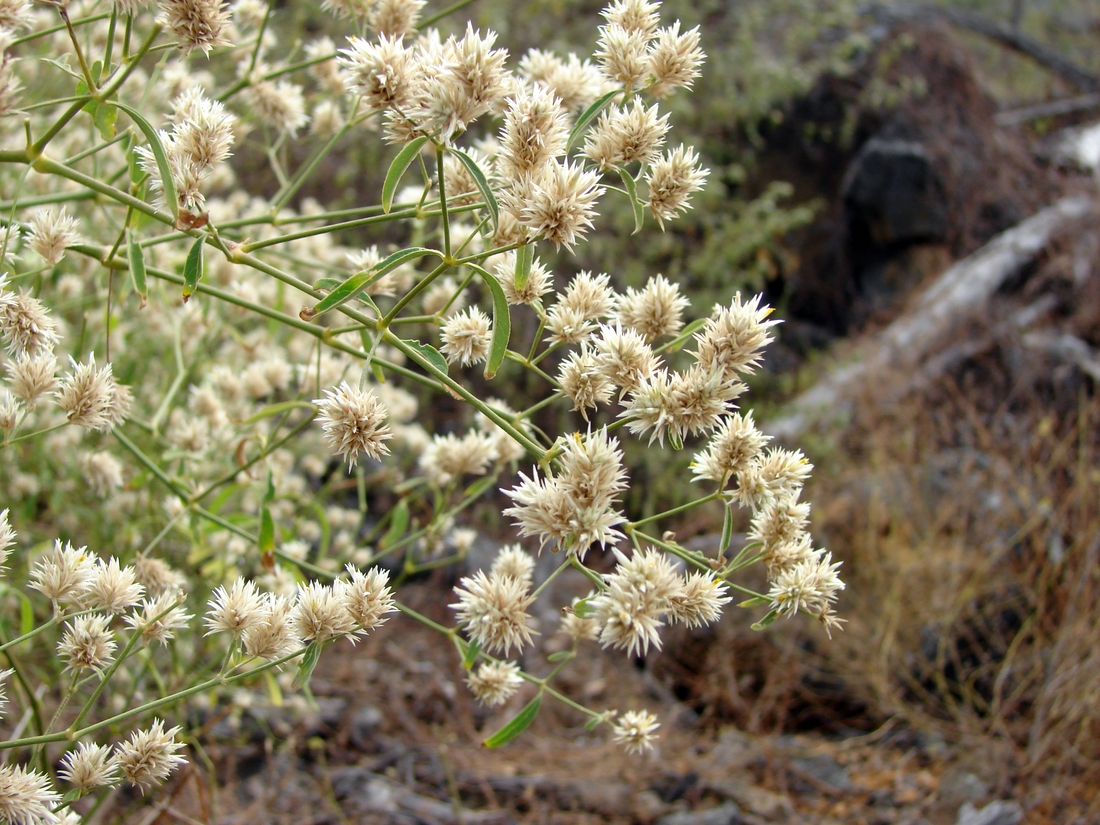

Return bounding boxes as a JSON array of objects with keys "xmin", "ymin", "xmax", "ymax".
[
  {"xmin": 656, "ymin": 802, "xmax": 741, "ymax": 825},
  {"xmin": 956, "ymin": 800, "xmax": 1024, "ymax": 825},
  {"xmin": 842, "ymin": 137, "xmax": 948, "ymax": 248},
  {"xmin": 348, "ymin": 703, "xmax": 384, "ymax": 750},
  {"xmin": 790, "ymin": 754, "xmax": 854, "ymax": 793},
  {"xmin": 650, "ymin": 772, "xmax": 699, "ymax": 803}
]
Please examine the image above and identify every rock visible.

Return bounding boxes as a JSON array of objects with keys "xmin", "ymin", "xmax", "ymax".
[
  {"xmin": 790, "ymin": 754, "xmax": 854, "ymax": 793},
  {"xmin": 956, "ymin": 800, "xmax": 1024, "ymax": 825},
  {"xmin": 657, "ymin": 802, "xmax": 742, "ymax": 825},
  {"xmin": 937, "ymin": 769, "xmax": 989, "ymax": 808},
  {"xmin": 556, "ymin": 778, "xmax": 634, "ymax": 816},
  {"xmin": 348, "ymin": 704, "xmax": 384, "ymax": 751},
  {"xmin": 842, "ymin": 137, "xmax": 948, "ymax": 248},
  {"xmin": 704, "ymin": 779, "xmax": 792, "ymax": 820}
]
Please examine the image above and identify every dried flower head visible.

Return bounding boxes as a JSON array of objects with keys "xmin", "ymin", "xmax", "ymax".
[
  {"xmin": 614, "ymin": 274, "xmax": 687, "ymax": 340},
  {"xmin": 134, "ymin": 555, "xmax": 188, "ymax": 596},
  {"xmin": 27, "ymin": 208, "xmax": 82, "ymax": 266},
  {"xmin": 292, "ymin": 581, "xmax": 355, "ymax": 643},
  {"xmin": 419, "ymin": 430, "xmax": 497, "ymax": 486},
  {"xmin": 205, "ymin": 576, "xmax": 265, "ymax": 636},
  {"xmin": 0, "ymin": 509, "xmax": 14, "ymax": 572},
  {"xmin": 114, "ymin": 719, "xmax": 187, "ymax": 792},
  {"xmin": 645, "ymin": 22, "xmax": 705, "ymax": 98},
  {"xmin": 80, "ymin": 451, "xmax": 125, "ymax": 498},
  {"xmin": 30, "ymin": 539, "xmax": 96, "ymax": 604},
  {"xmin": 58, "ymin": 614, "xmax": 117, "ymax": 671},
  {"xmin": 1, "ymin": 292, "xmax": 59, "ymax": 356},
  {"xmin": 559, "ymin": 349, "xmax": 614, "ymax": 419},
  {"xmin": 583, "ymin": 99, "xmax": 669, "ymax": 170},
  {"xmin": 498, "ymin": 83, "xmax": 570, "ymax": 181},
  {"xmin": 339, "ymin": 34, "xmax": 413, "ymax": 111},
  {"xmin": 602, "ymin": 0, "xmax": 661, "ymax": 35},
  {"xmin": 0, "ymin": 0, "xmax": 35, "ymax": 31},
  {"xmin": 690, "ymin": 411, "xmax": 770, "ymax": 484},
  {"xmin": 490, "ymin": 544, "xmax": 536, "ymax": 583},
  {"xmin": 611, "ymin": 709, "xmax": 659, "ymax": 754},
  {"xmin": 621, "ymin": 365, "xmax": 743, "ymax": 448},
  {"xmin": 56, "ymin": 356, "xmax": 117, "ymax": 431},
  {"xmin": 125, "ymin": 593, "xmax": 193, "ymax": 646},
  {"xmin": 667, "ymin": 571, "xmax": 731, "ymax": 628},
  {"xmin": 5, "ymin": 352, "xmax": 57, "ymax": 407},
  {"xmin": 86, "ymin": 557, "xmax": 144, "ymax": 614},
  {"xmin": 244, "ymin": 79, "xmax": 309, "ymax": 136},
  {"xmin": 339, "ymin": 564, "xmax": 396, "ymax": 632},
  {"xmin": 546, "ymin": 270, "xmax": 616, "ymax": 344},
  {"xmin": 749, "ymin": 494, "xmax": 810, "ymax": 551},
  {"xmin": 369, "ymin": 0, "xmax": 424, "ymax": 37},
  {"xmin": 513, "ymin": 160, "xmax": 601, "ymax": 250},
  {"xmin": 592, "ymin": 323, "xmax": 659, "ymax": 397},
  {"xmin": 313, "ymin": 381, "xmax": 393, "ymax": 467},
  {"xmin": 490, "ymin": 250, "xmax": 551, "ymax": 306},
  {"xmin": 451, "ymin": 569, "xmax": 535, "ymax": 655},
  {"xmin": 0, "ymin": 389, "xmax": 19, "ymax": 430},
  {"xmin": 596, "ymin": 23, "xmax": 650, "ymax": 88},
  {"xmin": 591, "ymin": 547, "xmax": 681, "ymax": 656},
  {"xmin": 241, "ymin": 593, "xmax": 300, "ymax": 660},
  {"xmin": 0, "ymin": 764, "xmax": 60, "ymax": 825},
  {"xmin": 768, "ymin": 550, "xmax": 844, "ymax": 622},
  {"xmin": 645, "ymin": 144, "xmax": 708, "ymax": 227},
  {"xmin": 440, "ymin": 306, "xmax": 492, "ymax": 366},
  {"xmin": 693, "ymin": 293, "xmax": 779, "ymax": 380},
  {"xmin": 59, "ymin": 743, "xmax": 120, "ymax": 792},
  {"xmin": 466, "ymin": 660, "xmax": 523, "ymax": 706},
  {"xmin": 157, "ymin": 0, "xmax": 233, "ymax": 54}
]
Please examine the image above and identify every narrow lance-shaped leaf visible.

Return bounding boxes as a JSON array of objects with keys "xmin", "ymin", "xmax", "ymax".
[
  {"xmin": 258, "ymin": 472, "xmax": 276, "ymax": 571},
  {"xmin": 126, "ymin": 229, "xmax": 147, "ymax": 309},
  {"xmin": 182, "ymin": 235, "xmax": 204, "ymax": 302},
  {"xmin": 461, "ymin": 638, "xmax": 481, "ymax": 669},
  {"xmin": 404, "ymin": 339, "xmax": 449, "ymax": 379},
  {"xmin": 567, "ymin": 89, "xmax": 620, "ymax": 152},
  {"xmin": 719, "ymin": 499, "xmax": 733, "ymax": 559},
  {"xmin": 111, "ymin": 101, "xmax": 179, "ymax": 224},
  {"xmin": 751, "ymin": 608, "xmax": 781, "ymax": 632},
  {"xmin": 450, "ymin": 148, "xmax": 499, "ymax": 231},
  {"xmin": 382, "ymin": 135, "xmax": 429, "ymax": 213},
  {"xmin": 293, "ymin": 642, "xmax": 323, "ymax": 691},
  {"xmin": 617, "ymin": 167, "xmax": 645, "ymax": 235},
  {"xmin": 513, "ymin": 241, "xmax": 533, "ymax": 293},
  {"xmin": 303, "ymin": 247, "xmax": 438, "ymax": 321},
  {"xmin": 379, "ymin": 499, "xmax": 409, "ymax": 550},
  {"xmin": 483, "ymin": 694, "xmax": 541, "ymax": 748},
  {"xmin": 465, "ymin": 263, "xmax": 511, "ymax": 379}
]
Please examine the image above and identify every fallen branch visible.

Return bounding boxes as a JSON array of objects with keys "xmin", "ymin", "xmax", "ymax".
[
  {"xmin": 996, "ymin": 93, "xmax": 1100, "ymax": 127},
  {"xmin": 768, "ymin": 197, "xmax": 1094, "ymax": 441},
  {"xmin": 866, "ymin": 3, "xmax": 1100, "ymax": 93}
]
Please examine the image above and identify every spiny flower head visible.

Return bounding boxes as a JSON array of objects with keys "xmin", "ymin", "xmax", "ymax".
[
  {"xmin": 30, "ymin": 540, "xmax": 96, "ymax": 604},
  {"xmin": 56, "ymin": 355, "xmax": 117, "ymax": 432},
  {"xmin": 497, "ymin": 83, "xmax": 570, "ymax": 180},
  {"xmin": 768, "ymin": 550, "xmax": 845, "ymax": 622},
  {"xmin": 313, "ymin": 381, "xmax": 393, "ymax": 467},
  {"xmin": 645, "ymin": 144, "xmax": 708, "ymax": 228},
  {"xmin": 601, "ymin": 0, "xmax": 661, "ymax": 35},
  {"xmin": 490, "ymin": 544, "xmax": 536, "ymax": 584},
  {"xmin": 490, "ymin": 250, "xmax": 552, "ymax": 306},
  {"xmin": 5, "ymin": 351, "xmax": 58, "ymax": 407},
  {"xmin": 690, "ymin": 411, "xmax": 770, "ymax": 484},
  {"xmin": 241, "ymin": 593, "xmax": 300, "ymax": 661},
  {"xmin": 419, "ymin": 430, "xmax": 497, "ymax": 486},
  {"xmin": 58, "ymin": 614, "xmax": 117, "ymax": 671},
  {"xmin": 86, "ymin": 557, "xmax": 145, "ymax": 614},
  {"xmin": 292, "ymin": 581, "xmax": 356, "ymax": 643},
  {"xmin": 645, "ymin": 21, "xmax": 705, "ymax": 98},
  {"xmin": 583, "ymin": 98, "xmax": 669, "ymax": 170},
  {"xmin": 125, "ymin": 593, "xmax": 193, "ymax": 647},
  {"xmin": 440, "ymin": 306, "xmax": 492, "ymax": 366},
  {"xmin": 693, "ymin": 293, "xmax": 779, "ymax": 380},
  {"xmin": 157, "ymin": 0, "xmax": 233, "ymax": 55},
  {"xmin": 339, "ymin": 34, "xmax": 413, "ymax": 111},
  {"xmin": 339, "ymin": 564, "xmax": 396, "ymax": 632},
  {"xmin": 513, "ymin": 159, "xmax": 602, "ymax": 250},
  {"xmin": 595, "ymin": 23, "xmax": 650, "ymax": 88},
  {"xmin": 114, "ymin": 719, "xmax": 187, "ymax": 792},
  {"xmin": 466, "ymin": 660, "xmax": 523, "ymax": 706},
  {"xmin": 611, "ymin": 709, "xmax": 660, "ymax": 754},
  {"xmin": 592, "ymin": 323, "xmax": 660, "ymax": 397},
  {"xmin": 518, "ymin": 48, "xmax": 605, "ymax": 113},
  {"xmin": 613, "ymin": 274, "xmax": 688, "ymax": 340},
  {"xmin": 369, "ymin": 0, "xmax": 425, "ymax": 37},
  {"xmin": 0, "ymin": 764, "xmax": 60, "ymax": 825},
  {"xmin": 559, "ymin": 348, "xmax": 614, "ymax": 419},
  {"xmin": 451, "ymin": 569, "xmax": 535, "ymax": 655},
  {"xmin": 1, "ymin": 292, "xmax": 59, "ymax": 356},
  {"xmin": 59, "ymin": 743, "xmax": 120, "ymax": 792},
  {"xmin": 0, "ymin": 509, "xmax": 14, "ymax": 572},
  {"xmin": 667, "ymin": 571, "xmax": 731, "ymax": 628},
  {"xmin": 204, "ymin": 576, "xmax": 265, "ymax": 636},
  {"xmin": 27, "ymin": 208, "xmax": 82, "ymax": 266}
]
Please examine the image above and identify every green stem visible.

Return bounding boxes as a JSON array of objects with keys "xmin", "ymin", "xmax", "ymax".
[
  {"xmin": 569, "ymin": 555, "xmax": 606, "ymax": 590},
  {"xmin": 271, "ymin": 100, "xmax": 359, "ymax": 212},
  {"xmin": 418, "ymin": 0, "xmax": 480, "ymax": 29},
  {"xmin": 59, "ymin": 5, "xmax": 99, "ymax": 95},
  {"xmin": 436, "ymin": 145, "xmax": 451, "ymax": 258},
  {"xmin": 530, "ymin": 559, "xmax": 571, "ymax": 600},
  {"xmin": 11, "ymin": 12, "xmax": 111, "ymax": 46},
  {"xmin": 395, "ymin": 603, "xmax": 453, "ymax": 636},
  {"xmin": 379, "ymin": 258, "xmax": 451, "ymax": 327},
  {"xmin": 626, "ymin": 491, "xmax": 721, "ymax": 530}
]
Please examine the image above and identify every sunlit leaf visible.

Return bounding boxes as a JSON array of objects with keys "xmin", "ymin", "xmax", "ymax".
[
  {"xmin": 483, "ymin": 695, "xmax": 541, "ymax": 748},
  {"xmin": 382, "ymin": 136, "xmax": 429, "ymax": 213}
]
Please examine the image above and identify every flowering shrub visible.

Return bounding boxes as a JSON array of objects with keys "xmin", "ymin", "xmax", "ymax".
[{"xmin": 0, "ymin": 0, "xmax": 844, "ymax": 819}]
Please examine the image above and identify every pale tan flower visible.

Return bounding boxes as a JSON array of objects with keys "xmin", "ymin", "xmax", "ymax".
[
  {"xmin": 602, "ymin": 0, "xmax": 660, "ymax": 35},
  {"xmin": 4, "ymin": 351, "xmax": 57, "ymax": 407},
  {"xmin": 440, "ymin": 306, "xmax": 492, "ymax": 366},
  {"xmin": 419, "ymin": 431, "xmax": 497, "ymax": 486},
  {"xmin": 490, "ymin": 544, "xmax": 535, "ymax": 584},
  {"xmin": 645, "ymin": 22, "xmax": 704, "ymax": 98},
  {"xmin": 114, "ymin": 719, "xmax": 187, "ymax": 792},
  {"xmin": 592, "ymin": 323, "xmax": 659, "ymax": 397},
  {"xmin": 339, "ymin": 564, "xmax": 396, "ymax": 632},
  {"xmin": 86, "ymin": 557, "xmax": 144, "ymax": 614},
  {"xmin": 546, "ymin": 270, "xmax": 615, "ymax": 344},
  {"xmin": 611, "ymin": 709, "xmax": 659, "ymax": 754},
  {"xmin": 490, "ymin": 250, "xmax": 551, "ymax": 306},
  {"xmin": 645, "ymin": 144, "xmax": 708, "ymax": 228},
  {"xmin": 514, "ymin": 160, "xmax": 601, "ymax": 250},
  {"xmin": 613, "ymin": 274, "xmax": 687, "ymax": 340},
  {"xmin": 30, "ymin": 540, "xmax": 96, "ymax": 604},
  {"xmin": 369, "ymin": 0, "xmax": 424, "ymax": 37},
  {"xmin": 621, "ymin": 365, "xmax": 743, "ymax": 448},
  {"xmin": 134, "ymin": 555, "xmax": 188, "ymax": 596},
  {"xmin": 693, "ymin": 293, "xmax": 779, "ymax": 380},
  {"xmin": 0, "ymin": 764, "xmax": 60, "ymax": 825},
  {"xmin": 125, "ymin": 593, "xmax": 193, "ymax": 646},
  {"xmin": 768, "ymin": 551, "xmax": 844, "ymax": 620},
  {"xmin": 292, "ymin": 581, "xmax": 355, "ymax": 643},
  {"xmin": 749, "ymin": 494, "xmax": 810, "ymax": 551},
  {"xmin": 759, "ymin": 447, "xmax": 813, "ymax": 498},
  {"xmin": 667, "ymin": 571, "xmax": 731, "ymax": 628},
  {"xmin": 1, "ymin": 292, "xmax": 59, "ymax": 356},
  {"xmin": 313, "ymin": 381, "xmax": 393, "ymax": 467},
  {"xmin": 157, "ymin": 0, "xmax": 233, "ymax": 54},
  {"xmin": 0, "ymin": 389, "xmax": 19, "ymax": 430},
  {"xmin": 474, "ymin": 397, "xmax": 531, "ymax": 464},
  {"xmin": 762, "ymin": 532, "xmax": 815, "ymax": 581},
  {"xmin": 0, "ymin": 0, "xmax": 35, "ymax": 31},
  {"xmin": 422, "ymin": 275, "xmax": 465, "ymax": 317},
  {"xmin": 0, "ymin": 508, "xmax": 14, "ymax": 571},
  {"xmin": 204, "ymin": 577, "xmax": 265, "ymax": 636},
  {"xmin": 27, "ymin": 208, "xmax": 82, "ymax": 266},
  {"xmin": 595, "ymin": 23, "xmax": 649, "ymax": 88},
  {"xmin": 450, "ymin": 569, "xmax": 535, "ymax": 655},
  {"xmin": 58, "ymin": 615, "xmax": 116, "ymax": 671},
  {"xmin": 583, "ymin": 99, "xmax": 668, "ymax": 170},
  {"xmin": 465, "ymin": 660, "xmax": 523, "ymax": 706},
  {"xmin": 241, "ymin": 593, "xmax": 300, "ymax": 660},
  {"xmin": 690, "ymin": 411, "xmax": 770, "ymax": 484},
  {"xmin": 57, "ymin": 356, "xmax": 117, "ymax": 431},
  {"xmin": 80, "ymin": 451, "xmax": 125, "ymax": 498},
  {"xmin": 559, "ymin": 349, "xmax": 614, "ymax": 419},
  {"xmin": 59, "ymin": 743, "xmax": 120, "ymax": 791},
  {"xmin": 519, "ymin": 48, "xmax": 606, "ymax": 112},
  {"xmin": 497, "ymin": 84, "xmax": 570, "ymax": 181},
  {"xmin": 339, "ymin": 34, "xmax": 413, "ymax": 111},
  {"xmin": 244, "ymin": 80, "xmax": 309, "ymax": 135},
  {"xmin": 559, "ymin": 600, "xmax": 599, "ymax": 641}
]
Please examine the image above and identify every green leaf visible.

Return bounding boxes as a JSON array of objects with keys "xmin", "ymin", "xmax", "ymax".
[
  {"xmin": 546, "ymin": 650, "xmax": 572, "ymax": 663},
  {"xmin": 379, "ymin": 499, "xmax": 409, "ymax": 550},
  {"xmin": 461, "ymin": 638, "xmax": 481, "ymax": 669},
  {"xmin": 241, "ymin": 400, "xmax": 317, "ymax": 425},
  {"xmin": 18, "ymin": 592, "xmax": 33, "ymax": 637},
  {"xmin": 482, "ymin": 694, "xmax": 541, "ymax": 748},
  {"xmin": 450, "ymin": 148, "xmax": 498, "ymax": 230},
  {"xmin": 465, "ymin": 263, "xmax": 511, "ymax": 379},
  {"xmin": 111, "ymin": 100, "xmax": 178, "ymax": 222},
  {"xmin": 617, "ymin": 167, "xmax": 645, "ymax": 235},
  {"xmin": 720, "ymin": 500, "xmax": 733, "ymax": 558},
  {"xmin": 738, "ymin": 596, "xmax": 770, "ymax": 608},
  {"xmin": 405, "ymin": 339, "xmax": 449, "ymax": 379},
  {"xmin": 94, "ymin": 100, "xmax": 117, "ymax": 141},
  {"xmin": 293, "ymin": 642, "xmax": 323, "ymax": 690},
  {"xmin": 751, "ymin": 608, "xmax": 781, "ymax": 631},
  {"xmin": 182, "ymin": 235, "xmax": 204, "ymax": 302},
  {"xmin": 513, "ymin": 242, "xmax": 533, "ymax": 293},
  {"xmin": 462, "ymin": 474, "xmax": 497, "ymax": 501},
  {"xmin": 304, "ymin": 247, "xmax": 436, "ymax": 320},
  {"xmin": 661, "ymin": 317, "xmax": 707, "ymax": 353},
  {"xmin": 259, "ymin": 506, "xmax": 275, "ymax": 555},
  {"xmin": 126, "ymin": 229, "xmax": 147, "ymax": 309},
  {"xmin": 382, "ymin": 135, "xmax": 429, "ymax": 213},
  {"xmin": 567, "ymin": 89, "xmax": 620, "ymax": 152},
  {"xmin": 571, "ymin": 598, "xmax": 591, "ymax": 619},
  {"xmin": 313, "ymin": 277, "xmax": 342, "ymax": 292}
]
